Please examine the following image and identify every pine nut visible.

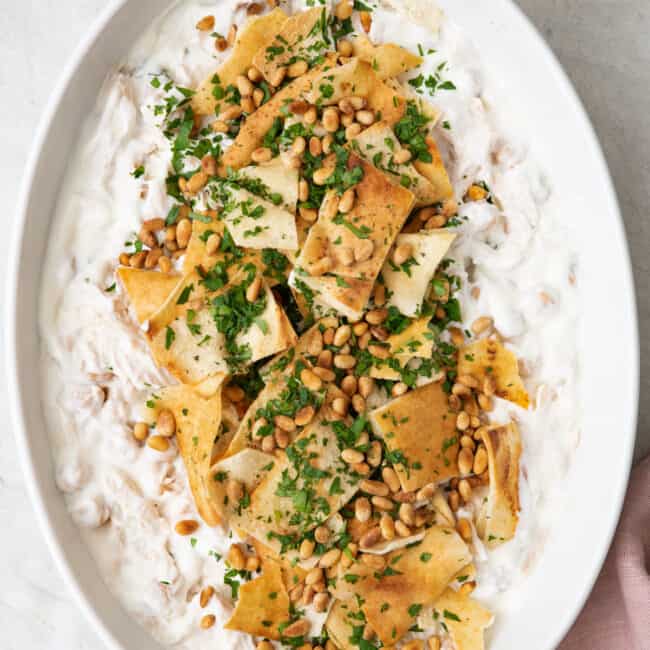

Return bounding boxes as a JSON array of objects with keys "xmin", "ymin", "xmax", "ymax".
[
  {"xmin": 227, "ymin": 24, "xmax": 238, "ymax": 46},
  {"xmin": 332, "ymin": 324, "xmax": 351, "ymax": 347},
  {"xmin": 143, "ymin": 217, "xmax": 165, "ymax": 232},
  {"xmin": 288, "ymin": 60, "xmax": 309, "ymax": 78},
  {"xmin": 299, "ymin": 368, "xmax": 323, "ymax": 392},
  {"xmin": 356, "ymin": 109, "xmax": 375, "ymax": 126},
  {"xmin": 342, "ymin": 448, "xmax": 364, "ymax": 464},
  {"xmin": 299, "ymin": 206, "xmax": 318, "ymax": 222},
  {"xmin": 360, "ymin": 526, "xmax": 382, "ymax": 549},
  {"xmin": 416, "ymin": 483, "xmax": 436, "ymax": 501},
  {"xmin": 302, "ymin": 584, "xmax": 315, "ymax": 605},
  {"xmin": 300, "ymin": 538, "xmax": 315, "ymax": 560},
  {"xmin": 351, "ymin": 394, "xmax": 366, "ymax": 413},
  {"xmin": 292, "ymin": 136, "xmax": 307, "ymax": 155},
  {"xmin": 268, "ymin": 66, "xmax": 287, "ymax": 88},
  {"xmin": 471, "ymin": 316, "xmax": 493, "ymax": 335},
  {"xmin": 338, "ymin": 188, "xmax": 356, "ymax": 214},
  {"xmin": 252, "ymin": 147, "xmax": 273, "ymax": 163},
  {"xmin": 357, "ymin": 376, "xmax": 374, "ymax": 399},
  {"xmin": 366, "ymin": 441, "xmax": 382, "ymax": 467},
  {"xmin": 200, "ymin": 614, "xmax": 216, "ymax": 630},
  {"xmin": 340, "ymin": 375, "xmax": 358, "ymax": 396},
  {"xmin": 460, "ymin": 435, "xmax": 476, "ymax": 450},
  {"xmin": 460, "ymin": 581, "xmax": 476, "ymax": 596},
  {"xmin": 246, "ymin": 555, "xmax": 260, "ymax": 572},
  {"xmin": 365, "ymin": 308, "xmax": 388, "ymax": 325},
  {"xmin": 458, "ymin": 478, "xmax": 472, "ymax": 502},
  {"xmin": 261, "ymin": 435, "xmax": 276, "ymax": 453},
  {"xmin": 304, "ymin": 105, "xmax": 318, "ymax": 124},
  {"xmin": 258, "ymin": 642, "xmax": 274, "ymax": 650},
  {"xmin": 457, "ymin": 518, "xmax": 473, "ymax": 542},
  {"xmin": 313, "ymin": 167, "xmax": 334, "ymax": 185},
  {"xmin": 201, "ymin": 233, "xmax": 220, "ymax": 257},
  {"xmin": 338, "ymin": 246, "xmax": 354, "ymax": 266},
  {"xmin": 393, "ymin": 148, "xmax": 412, "ymax": 164},
  {"xmin": 478, "ymin": 393, "xmax": 493, "ymax": 412},
  {"xmin": 449, "ymin": 490, "xmax": 460, "ymax": 512},
  {"xmin": 212, "ymin": 119, "xmax": 229, "ymax": 132},
  {"xmin": 392, "ymin": 243, "xmax": 413, "ymax": 266},
  {"xmin": 359, "ymin": 10, "xmax": 372, "ymax": 32},
  {"xmin": 335, "ymin": 0, "xmax": 353, "ymax": 20},
  {"xmin": 452, "ymin": 382, "xmax": 472, "ymax": 397},
  {"xmin": 156, "ymin": 409, "xmax": 176, "ymax": 437},
  {"xmin": 284, "ymin": 619, "xmax": 310, "ymax": 637},
  {"xmin": 319, "ymin": 548, "xmax": 341, "ymax": 568},
  {"xmin": 311, "ymin": 256, "xmax": 333, "ymax": 277},
  {"xmin": 398, "ymin": 503, "xmax": 415, "ymax": 527},
  {"xmin": 428, "ymin": 638, "xmax": 441, "ymax": 650},
  {"xmin": 473, "ymin": 446, "xmax": 488, "ymax": 474},
  {"xmin": 176, "ymin": 218, "xmax": 192, "ymax": 248},
  {"xmin": 331, "ymin": 397, "xmax": 349, "ymax": 416},
  {"xmin": 355, "ymin": 497, "xmax": 372, "ymax": 522},
  {"xmin": 274, "ymin": 428, "xmax": 289, "ymax": 449},
  {"xmin": 252, "ymin": 87, "xmax": 265, "ymax": 107},
  {"xmin": 378, "ymin": 469, "xmax": 398, "ymax": 494},
  {"xmin": 305, "ymin": 567, "xmax": 323, "ymax": 586},
  {"xmin": 371, "ymin": 496, "xmax": 394, "ymax": 511},
  {"xmin": 200, "ymin": 586, "xmax": 214, "ymax": 608},
  {"xmin": 391, "ymin": 382, "xmax": 408, "ymax": 397},
  {"xmin": 196, "ymin": 15, "xmax": 215, "ymax": 31},
  {"xmin": 380, "ymin": 514, "xmax": 395, "ymax": 540},
  {"xmin": 458, "ymin": 374, "xmax": 480, "ymax": 389},
  {"xmin": 395, "ymin": 520, "xmax": 412, "ymax": 537},
  {"xmin": 483, "ymin": 374, "xmax": 496, "ymax": 396},
  {"xmin": 226, "ymin": 479, "xmax": 243, "ymax": 503},
  {"xmin": 456, "ymin": 411, "xmax": 470, "ymax": 431},
  {"xmin": 175, "ymin": 519, "xmax": 199, "ymax": 536},
  {"xmin": 227, "ymin": 544, "xmax": 246, "ymax": 570},
  {"xmin": 354, "ymin": 239, "xmax": 374, "ymax": 263},
  {"xmin": 314, "ymin": 526, "xmax": 331, "ymax": 544},
  {"xmin": 368, "ymin": 343, "xmax": 390, "ymax": 359},
  {"xmin": 247, "ymin": 66, "xmax": 263, "ymax": 82},
  {"xmin": 458, "ymin": 448, "xmax": 474, "ymax": 475},
  {"xmin": 346, "ymin": 123, "xmax": 362, "ymax": 140},
  {"xmin": 360, "ymin": 553, "xmax": 385, "ymax": 570},
  {"xmin": 322, "ymin": 107, "xmax": 340, "ymax": 132},
  {"xmin": 235, "ymin": 74, "xmax": 254, "ymax": 98},
  {"xmin": 337, "ymin": 39, "xmax": 353, "ymax": 57},
  {"xmin": 133, "ymin": 422, "xmax": 149, "ymax": 442},
  {"xmin": 147, "ymin": 435, "xmax": 170, "ymax": 452},
  {"xmin": 334, "ymin": 354, "xmax": 356, "ymax": 370},
  {"xmin": 360, "ymin": 479, "xmax": 389, "ymax": 497},
  {"xmin": 314, "ymin": 592, "xmax": 330, "ymax": 612},
  {"xmin": 187, "ymin": 170, "xmax": 209, "ymax": 194},
  {"xmin": 313, "ymin": 366, "xmax": 336, "ymax": 382}
]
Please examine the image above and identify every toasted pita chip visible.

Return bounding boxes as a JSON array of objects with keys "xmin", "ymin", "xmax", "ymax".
[
  {"xmin": 350, "ymin": 121, "xmax": 438, "ymax": 207},
  {"xmin": 351, "ymin": 34, "xmax": 422, "ymax": 79},
  {"xmin": 351, "ymin": 526, "xmax": 472, "ymax": 646},
  {"xmin": 144, "ymin": 384, "xmax": 226, "ymax": 525},
  {"xmin": 220, "ymin": 57, "xmax": 336, "ymax": 171},
  {"xmin": 383, "ymin": 230, "xmax": 456, "ymax": 317},
  {"xmin": 192, "ymin": 9, "xmax": 288, "ymax": 116},
  {"xmin": 457, "ymin": 338, "xmax": 530, "ymax": 409},
  {"xmin": 292, "ymin": 273, "xmax": 374, "ymax": 322},
  {"xmin": 219, "ymin": 184, "xmax": 299, "ymax": 250},
  {"xmin": 433, "ymin": 589, "xmax": 494, "ymax": 650},
  {"xmin": 117, "ymin": 267, "xmax": 180, "ymax": 323},
  {"xmin": 252, "ymin": 7, "xmax": 325, "ymax": 83},
  {"xmin": 147, "ymin": 270, "xmax": 297, "ymax": 384},
  {"xmin": 369, "ymin": 381, "xmax": 458, "ymax": 492},
  {"xmin": 476, "ymin": 422, "xmax": 522, "ymax": 547},
  {"xmin": 305, "ymin": 59, "xmax": 406, "ymax": 126},
  {"xmin": 414, "ymin": 134, "xmax": 454, "ymax": 202},
  {"xmin": 298, "ymin": 154, "xmax": 415, "ymax": 281},
  {"xmin": 224, "ymin": 561, "xmax": 290, "ymax": 640},
  {"xmin": 326, "ymin": 599, "xmax": 364, "ymax": 650},
  {"xmin": 235, "ymin": 157, "xmax": 299, "ymax": 213}
]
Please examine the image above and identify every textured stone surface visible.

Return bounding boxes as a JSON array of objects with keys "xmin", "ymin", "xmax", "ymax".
[{"xmin": 0, "ymin": 2, "xmax": 647, "ymax": 648}]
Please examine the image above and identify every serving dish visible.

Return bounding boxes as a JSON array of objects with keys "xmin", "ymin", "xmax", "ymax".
[{"xmin": 6, "ymin": 1, "xmax": 639, "ymax": 649}]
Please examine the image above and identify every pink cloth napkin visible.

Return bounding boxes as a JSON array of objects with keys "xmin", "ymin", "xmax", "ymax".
[{"xmin": 559, "ymin": 455, "xmax": 650, "ymax": 650}]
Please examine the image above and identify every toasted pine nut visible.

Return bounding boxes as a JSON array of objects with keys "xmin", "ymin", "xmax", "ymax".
[
  {"xmin": 274, "ymin": 429, "xmax": 289, "ymax": 449},
  {"xmin": 473, "ymin": 446, "xmax": 488, "ymax": 474},
  {"xmin": 147, "ymin": 435, "xmax": 169, "ymax": 452},
  {"xmin": 226, "ymin": 479, "xmax": 243, "ymax": 503},
  {"xmin": 368, "ymin": 343, "xmax": 390, "ymax": 360},
  {"xmin": 354, "ymin": 239, "xmax": 374, "ymax": 263},
  {"xmin": 335, "ymin": 0, "xmax": 353, "ymax": 20},
  {"xmin": 298, "ymin": 179, "xmax": 310, "ymax": 202},
  {"xmin": 235, "ymin": 74, "xmax": 254, "ymax": 97},
  {"xmin": 322, "ymin": 107, "xmax": 340, "ymax": 132},
  {"xmin": 428, "ymin": 638, "xmax": 441, "ymax": 650},
  {"xmin": 268, "ymin": 66, "xmax": 287, "ymax": 88},
  {"xmin": 133, "ymin": 422, "xmax": 149, "ymax": 442},
  {"xmin": 313, "ymin": 166, "xmax": 334, "ymax": 185},
  {"xmin": 332, "ymin": 397, "xmax": 349, "ymax": 416},
  {"xmin": 313, "ymin": 366, "xmax": 336, "ymax": 382},
  {"xmin": 313, "ymin": 592, "xmax": 330, "ymax": 612},
  {"xmin": 359, "ymin": 10, "xmax": 372, "ymax": 32},
  {"xmin": 227, "ymin": 544, "xmax": 246, "ymax": 570},
  {"xmin": 392, "ymin": 243, "xmax": 413, "ymax": 266},
  {"xmin": 355, "ymin": 497, "xmax": 372, "ymax": 522},
  {"xmin": 304, "ymin": 105, "xmax": 318, "ymax": 124},
  {"xmin": 359, "ymin": 526, "xmax": 382, "ymax": 549},
  {"xmin": 205, "ymin": 232, "xmax": 221, "ymax": 256},
  {"xmin": 246, "ymin": 274, "xmax": 263, "ymax": 302},
  {"xmin": 456, "ymin": 411, "xmax": 470, "ymax": 431},
  {"xmin": 399, "ymin": 503, "xmax": 416, "ymax": 527},
  {"xmin": 287, "ymin": 60, "xmax": 309, "ymax": 78},
  {"xmin": 380, "ymin": 514, "xmax": 395, "ymax": 540},
  {"xmin": 458, "ymin": 478, "xmax": 472, "ymax": 502},
  {"xmin": 334, "ymin": 354, "xmax": 356, "ymax": 370},
  {"xmin": 372, "ymin": 496, "xmax": 394, "ymax": 511},
  {"xmin": 337, "ymin": 39, "xmax": 353, "ymax": 57},
  {"xmin": 393, "ymin": 148, "xmax": 412, "ymax": 164},
  {"xmin": 341, "ymin": 375, "xmax": 358, "ymax": 396},
  {"xmin": 319, "ymin": 548, "xmax": 341, "ymax": 568},
  {"xmin": 200, "ymin": 614, "xmax": 216, "ymax": 630},
  {"xmin": 176, "ymin": 218, "xmax": 192, "ymax": 249},
  {"xmin": 342, "ymin": 448, "xmax": 364, "ymax": 464},
  {"xmin": 305, "ymin": 567, "xmax": 323, "ymax": 586},
  {"xmin": 356, "ymin": 109, "xmax": 375, "ymax": 126},
  {"xmin": 373, "ymin": 283, "xmax": 386, "ymax": 307},
  {"xmin": 283, "ymin": 619, "xmax": 310, "ymax": 637},
  {"xmin": 457, "ymin": 518, "xmax": 473, "ymax": 542},
  {"xmin": 360, "ymin": 479, "xmax": 389, "ymax": 497},
  {"xmin": 247, "ymin": 66, "xmax": 263, "ymax": 82},
  {"xmin": 366, "ymin": 441, "xmax": 382, "ymax": 467},
  {"xmin": 357, "ymin": 376, "xmax": 375, "ymax": 398},
  {"xmin": 196, "ymin": 15, "xmax": 215, "ymax": 31},
  {"xmin": 212, "ymin": 119, "xmax": 229, "ymax": 132},
  {"xmin": 274, "ymin": 414, "xmax": 296, "ymax": 433},
  {"xmin": 299, "ymin": 206, "xmax": 318, "ymax": 222},
  {"xmin": 395, "ymin": 520, "xmax": 412, "ymax": 538},
  {"xmin": 391, "ymin": 382, "xmax": 408, "ymax": 397},
  {"xmin": 295, "ymin": 405, "xmax": 315, "ymax": 427},
  {"xmin": 200, "ymin": 152, "xmax": 218, "ymax": 175},
  {"xmin": 300, "ymin": 538, "xmax": 315, "ymax": 560},
  {"xmin": 157, "ymin": 409, "xmax": 176, "ymax": 437},
  {"xmin": 261, "ymin": 435, "xmax": 276, "ymax": 453},
  {"xmin": 458, "ymin": 448, "xmax": 474, "ymax": 475},
  {"xmin": 200, "ymin": 586, "xmax": 214, "ymax": 608},
  {"xmin": 471, "ymin": 316, "xmax": 493, "ymax": 335},
  {"xmin": 345, "ymin": 123, "xmax": 362, "ymax": 140},
  {"xmin": 175, "ymin": 519, "xmax": 199, "ymax": 536},
  {"xmin": 478, "ymin": 393, "xmax": 493, "ymax": 412},
  {"xmin": 292, "ymin": 136, "xmax": 306, "ymax": 156},
  {"xmin": 338, "ymin": 188, "xmax": 356, "ymax": 213}
]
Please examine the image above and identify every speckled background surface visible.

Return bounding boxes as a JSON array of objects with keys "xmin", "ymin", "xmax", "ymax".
[{"xmin": 0, "ymin": 1, "xmax": 647, "ymax": 648}]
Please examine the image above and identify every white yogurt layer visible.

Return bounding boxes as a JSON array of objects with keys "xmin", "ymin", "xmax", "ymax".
[{"xmin": 39, "ymin": 0, "xmax": 580, "ymax": 647}]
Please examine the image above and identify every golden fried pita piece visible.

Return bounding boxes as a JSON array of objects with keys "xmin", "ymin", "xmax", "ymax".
[
  {"xmin": 383, "ymin": 229, "xmax": 456, "ymax": 317},
  {"xmin": 147, "ymin": 270, "xmax": 297, "ymax": 385},
  {"xmin": 220, "ymin": 57, "xmax": 336, "ymax": 171},
  {"xmin": 237, "ymin": 157, "xmax": 299, "ymax": 213},
  {"xmin": 350, "ymin": 121, "xmax": 438, "ymax": 207},
  {"xmin": 326, "ymin": 599, "xmax": 364, "ymax": 650},
  {"xmin": 352, "ymin": 526, "xmax": 472, "ymax": 646},
  {"xmin": 144, "ymin": 383, "xmax": 226, "ymax": 525},
  {"xmin": 433, "ymin": 588, "xmax": 494, "ymax": 650},
  {"xmin": 413, "ymin": 134, "xmax": 454, "ymax": 202},
  {"xmin": 250, "ymin": 538, "xmax": 307, "ymax": 593},
  {"xmin": 293, "ymin": 273, "xmax": 375, "ymax": 322},
  {"xmin": 369, "ymin": 381, "xmax": 459, "ymax": 492},
  {"xmin": 351, "ymin": 34, "xmax": 423, "ymax": 79},
  {"xmin": 476, "ymin": 422, "xmax": 522, "ymax": 547},
  {"xmin": 252, "ymin": 7, "xmax": 324, "ymax": 83},
  {"xmin": 116, "ymin": 267, "xmax": 180, "ymax": 323},
  {"xmin": 305, "ymin": 59, "xmax": 406, "ymax": 125},
  {"xmin": 224, "ymin": 561, "xmax": 290, "ymax": 640},
  {"xmin": 192, "ymin": 8, "xmax": 288, "ymax": 116},
  {"xmin": 457, "ymin": 338, "xmax": 530, "ymax": 409}
]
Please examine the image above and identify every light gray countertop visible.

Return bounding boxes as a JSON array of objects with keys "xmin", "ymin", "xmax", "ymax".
[{"xmin": 0, "ymin": 1, "xmax": 647, "ymax": 648}]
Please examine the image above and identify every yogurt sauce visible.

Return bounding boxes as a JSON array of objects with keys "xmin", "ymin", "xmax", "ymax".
[{"xmin": 39, "ymin": 0, "xmax": 580, "ymax": 647}]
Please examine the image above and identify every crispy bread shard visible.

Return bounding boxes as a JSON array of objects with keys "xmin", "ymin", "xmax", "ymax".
[
  {"xmin": 117, "ymin": 267, "xmax": 180, "ymax": 323},
  {"xmin": 476, "ymin": 422, "xmax": 522, "ymax": 547},
  {"xmin": 192, "ymin": 8, "xmax": 288, "ymax": 116},
  {"xmin": 457, "ymin": 338, "xmax": 530, "ymax": 409},
  {"xmin": 235, "ymin": 157, "xmax": 299, "ymax": 213},
  {"xmin": 383, "ymin": 229, "xmax": 456, "ymax": 317},
  {"xmin": 433, "ymin": 588, "xmax": 494, "ymax": 650},
  {"xmin": 224, "ymin": 561, "xmax": 290, "ymax": 640},
  {"xmin": 351, "ymin": 34, "xmax": 423, "ymax": 79},
  {"xmin": 369, "ymin": 381, "xmax": 459, "ymax": 491},
  {"xmin": 146, "ymin": 270, "xmax": 297, "ymax": 385},
  {"xmin": 305, "ymin": 59, "xmax": 407, "ymax": 124},
  {"xmin": 326, "ymin": 599, "xmax": 364, "ymax": 650},
  {"xmin": 144, "ymin": 384, "xmax": 226, "ymax": 525},
  {"xmin": 295, "ymin": 153, "xmax": 415, "ymax": 316},
  {"xmin": 350, "ymin": 121, "xmax": 438, "ymax": 207},
  {"xmin": 350, "ymin": 526, "xmax": 472, "ymax": 645},
  {"xmin": 252, "ymin": 7, "xmax": 325, "ymax": 83},
  {"xmin": 414, "ymin": 134, "xmax": 454, "ymax": 201}
]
